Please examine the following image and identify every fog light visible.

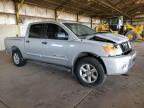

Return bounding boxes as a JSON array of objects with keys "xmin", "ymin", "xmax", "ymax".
[{"xmin": 122, "ymin": 64, "xmax": 127, "ymax": 71}]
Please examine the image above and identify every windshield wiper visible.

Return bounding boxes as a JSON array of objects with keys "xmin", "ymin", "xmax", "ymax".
[
  {"xmin": 80, "ymin": 34, "xmax": 91, "ymax": 36},
  {"xmin": 80, "ymin": 33, "xmax": 97, "ymax": 36},
  {"xmin": 91, "ymin": 32, "xmax": 97, "ymax": 35}
]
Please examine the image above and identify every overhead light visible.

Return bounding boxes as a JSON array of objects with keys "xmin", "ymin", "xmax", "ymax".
[
  {"xmin": 136, "ymin": 0, "xmax": 144, "ymax": 4},
  {"xmin": 136, "ymin": 11, "xmax": 141, "ymax": 13}
]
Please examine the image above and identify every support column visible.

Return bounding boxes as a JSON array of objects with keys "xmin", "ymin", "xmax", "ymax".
[
  {"xmin": 91, "ymin": 16, "xmax": 93, "ymax": 28},
  {"xmin": 76, "ymin": 14, "xmax": 79, "ymax": 22},
  {"xmin": 55, "ymin": 10, "xmax": 58, "ymax": 21},
  {"xmin": 14, "ymin": 0, "xmax": 24, "ymax": 37},
  {"xmin": 130, "ymin": 18, "xmax": 133, "ymax": 25}
]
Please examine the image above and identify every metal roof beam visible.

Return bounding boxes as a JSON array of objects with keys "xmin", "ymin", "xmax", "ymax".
[
  {"xmin": 92, "ymin": 0, "xmax": 131, "ymax": 18},
  {"xmin": 55, "ymin": 0, "xmax": 70, "ymax": 11}
]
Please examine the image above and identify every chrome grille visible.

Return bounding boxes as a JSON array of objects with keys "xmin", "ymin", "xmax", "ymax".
[{"xmin": 120, "ymin": 42, "xmax": 131, "ymax": 54}]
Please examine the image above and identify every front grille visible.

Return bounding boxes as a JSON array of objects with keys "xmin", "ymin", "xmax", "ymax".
[{"xmin": 120, "ymin": 42, "xmax": 131, "ymax": 55}]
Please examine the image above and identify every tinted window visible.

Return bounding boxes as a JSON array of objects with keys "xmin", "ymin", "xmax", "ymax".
[
  {"xmin": 45, "ymin": 24, "xmax": 68, "ymax": 40},
  {"xmin": 29, "ymin": 24, "xmax": 44, "ymax": 38}
]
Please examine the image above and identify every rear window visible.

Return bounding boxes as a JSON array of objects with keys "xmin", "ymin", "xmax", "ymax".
[{"xmin": 29, "ymin": 24, "xmax": 44, "ymax": 38}]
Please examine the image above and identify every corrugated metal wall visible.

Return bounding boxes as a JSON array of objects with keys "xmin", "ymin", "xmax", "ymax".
[
  {"xmin": 0, "ymin": 0, "xmax": 16, "ymax": 24},
  {"xmin": 0, "ymin": 0, "xmax": 100, "ymax": 51},
  {"xmin": 126, "ymin": 14, "xmax": 144, "ymax": 25},
  {"xmin": 0, "ymin": 0, "xmax": 16, "ymax": 50}
]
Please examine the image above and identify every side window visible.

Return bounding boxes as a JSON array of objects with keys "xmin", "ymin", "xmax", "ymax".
[
  {"xmin": 29, "ymin": 24, "xmax": 44, "ymax": 38},
  {"xmin": 45, "ymin": 24, "xmax": 68, "ymax": 40}
]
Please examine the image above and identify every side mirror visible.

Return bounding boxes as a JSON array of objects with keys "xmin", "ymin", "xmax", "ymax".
[{"xmin": 57, "ymin": 32, "xmax": 68, "ymax": 40}]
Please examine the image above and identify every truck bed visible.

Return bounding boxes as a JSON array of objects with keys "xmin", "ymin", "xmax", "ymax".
[{"xmin": 5, "ymin": 37, "xmax": 25, "ymax": 55}]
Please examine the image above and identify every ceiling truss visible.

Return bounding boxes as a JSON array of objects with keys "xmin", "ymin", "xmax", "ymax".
[{"xmin": 23, "ymin": 0, "xmax": 144, "ymax": 19}]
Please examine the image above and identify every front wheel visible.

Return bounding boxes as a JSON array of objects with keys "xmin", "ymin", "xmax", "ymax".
[
  {"xmin": 75, "ymin": 57, "xmax": 106, "ymax": 87},
  {"xmin": 12, "ymin": 51, "xmax": 26, "ymax": 67}
]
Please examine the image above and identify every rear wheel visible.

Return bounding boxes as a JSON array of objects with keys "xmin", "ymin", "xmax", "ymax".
[
  {"xmin": 12, "ymin": 51, "xmax": 26, "ymax": 67},
  {"xmin": 75, "ymin": 57, "xmax": 106, "ymax": 87}
]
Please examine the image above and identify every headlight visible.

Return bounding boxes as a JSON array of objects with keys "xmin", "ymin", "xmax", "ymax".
[
  {"xmin": 128, "ymin": 41, "xmax": 132, "ymax": 48},
  {"xmin": 103, "ymin": 44, "xmax": 122, "ymax": 56}
]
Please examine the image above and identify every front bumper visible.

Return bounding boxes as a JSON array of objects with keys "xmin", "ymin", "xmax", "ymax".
[{"xmin": 101, "ymin": 49, "xmax": 136, "ymax": 75}]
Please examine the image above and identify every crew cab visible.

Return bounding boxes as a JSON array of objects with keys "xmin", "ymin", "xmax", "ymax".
[{"xmin": 5, "ymin": 21, "xmax": 136, "ymax": 87}]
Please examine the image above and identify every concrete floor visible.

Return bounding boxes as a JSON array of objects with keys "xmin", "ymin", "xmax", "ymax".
[{"xmin": 0, "ymin": 42, "xmax": 144, "ymax": 108}]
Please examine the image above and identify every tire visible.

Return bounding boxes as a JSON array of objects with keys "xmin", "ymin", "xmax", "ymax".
[
  {"xmin": 75, "ymin": 57, "xmax": 106, "ymax": 87},
  {"xmin": 125, "ymin": 30, "xmax": 138, "ymax": 42},
  {"xmin": 12, "ymin": 51, "xmax": 26, "ymax": 67}
]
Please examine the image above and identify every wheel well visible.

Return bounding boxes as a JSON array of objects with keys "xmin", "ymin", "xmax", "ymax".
[
  {"xmin": 73, "ymin": 52, "xmax": 107, "ymax": 75},
  {"xmin": 11, "ymin": 46, "xmax": 21, "ymax": 54}
]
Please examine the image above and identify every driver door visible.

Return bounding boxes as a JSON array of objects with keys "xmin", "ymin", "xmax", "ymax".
[{"xmin": 41, "ymin": 23, "xmax": 69, "ymax": 66}]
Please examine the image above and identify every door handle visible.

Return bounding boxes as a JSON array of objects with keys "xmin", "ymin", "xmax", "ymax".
[
  {"xmin": 26, "ymin": 40, "xmax": 30, "ymax": 43},
  {"xmin": 42, "ymin": 41, "xmax": 47, "ymax": 45}
]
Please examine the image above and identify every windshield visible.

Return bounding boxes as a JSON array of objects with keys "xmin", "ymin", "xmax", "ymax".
[{"xmin": 63, "ymin": 23, "xmax": 96, "ymax": 38}]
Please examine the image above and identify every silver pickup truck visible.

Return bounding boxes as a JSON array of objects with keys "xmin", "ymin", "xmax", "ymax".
[{"xmin": 5, "ymin": 21, "xmax": 136, "ymax": 87}]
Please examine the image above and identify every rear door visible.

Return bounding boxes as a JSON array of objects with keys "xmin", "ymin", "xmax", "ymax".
[{"xmin": 25, "ymin": 24, "xmax": 45, "ymax": 61}]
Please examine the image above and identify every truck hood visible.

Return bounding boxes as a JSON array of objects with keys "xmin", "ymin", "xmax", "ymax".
[{"xmin": 86, "ymin": 33, "xmax": 129, "ymax": 44}]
